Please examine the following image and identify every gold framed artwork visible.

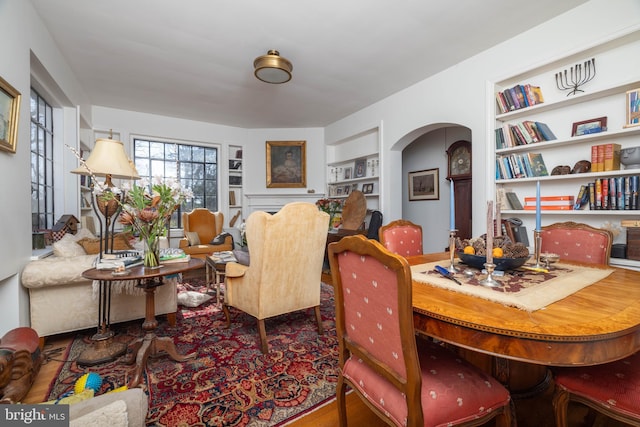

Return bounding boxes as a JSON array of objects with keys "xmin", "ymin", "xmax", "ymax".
[
  {"xmin": 408, "ymin": 168, "xmax": 439, "ymax": 201},
  {"xmin": 266, "ymin": 140, "xmax": 306, "ymax": 188},
  {"xmin": 0, "ymin": 75, "xmax": 21, "ymax": 153},
  {"xmin": 625, "ymin": 89, "xmax": 640, "ymax": 128}
]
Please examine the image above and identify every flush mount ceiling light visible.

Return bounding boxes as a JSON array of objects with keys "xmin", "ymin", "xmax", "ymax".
[{"xmin": 254, "ymin": 50, "xmax": 293, "ymax": 84}]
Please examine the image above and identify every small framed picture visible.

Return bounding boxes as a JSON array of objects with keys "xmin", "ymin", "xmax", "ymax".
[
  {"xmin": 344, "ymin": 167, "xmax": 352, "ymax": 180},
  {"xmin": 343, "ymin": 185, "xmax": 351, "ymax": 195},
  {"xmin": 362, "ymin": 183, "xmax": 374, "ymax": 194},
  {"xmin": 625, "ymin": 89, "xmax": 640, "ymax": 128},
  {"xmin": 408, "ymin": 168, "xmax": 439, "ymax": 201},
  {"xmin": 351, "ymin": 183, "xmax": 358, "ymax": 192},
  {"xmin": 0, "ymin": 75, "xmax": 21, "ymax": 153},
  {"xmin": 354, "ymin": 158, "xmax": 367, "ymax": 178},
  {"xmin": 571, "ymin": 116, "xmax": 607, "ymax": 137},
  {"xmin": 336, "ymin": 187, "xmax": 343, "ymax": 196}
]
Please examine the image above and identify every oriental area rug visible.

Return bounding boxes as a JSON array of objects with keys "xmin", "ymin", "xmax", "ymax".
[{"xmin": 47, "ymin": 280, "xmax": 339, "ymax": 426}]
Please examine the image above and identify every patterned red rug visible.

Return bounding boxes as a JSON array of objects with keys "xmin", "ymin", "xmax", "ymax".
[{"xmin": 47, "ymin": 281, "xmax": 338, "ymax": 426}]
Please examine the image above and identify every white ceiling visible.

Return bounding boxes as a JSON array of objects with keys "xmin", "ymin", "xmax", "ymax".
[{"xmin": 30, "ymin": 0, "xmax": 588, "ymax": 129}]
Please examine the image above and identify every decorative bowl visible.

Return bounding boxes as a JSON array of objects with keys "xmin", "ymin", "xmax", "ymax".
[
  {"xmin": 457, "ymin": 252, "xmax": 529, "ymax": 271},
  {"xmin": 621, "ymin": 146, "xmax": 640, "ymax": 169}
]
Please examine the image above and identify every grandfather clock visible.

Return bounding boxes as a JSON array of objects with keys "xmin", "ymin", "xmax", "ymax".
[{"xmin": 446, "ymin": 140, "xmax": 472, "ymax": 240}]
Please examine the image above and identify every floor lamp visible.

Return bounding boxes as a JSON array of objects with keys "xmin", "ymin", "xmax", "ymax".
[{"xmin": 71, "ymin": 137, "xmax": 140, "ymax": 365}]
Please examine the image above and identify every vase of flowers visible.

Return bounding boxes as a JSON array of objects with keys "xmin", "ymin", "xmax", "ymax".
[
  {"xmin": 315, "ymin": 198, "xmax": 344, "ymax": 231},
  {"xmin": 100, "ymin": 177, "xmax": 193, "ymax": 268}
]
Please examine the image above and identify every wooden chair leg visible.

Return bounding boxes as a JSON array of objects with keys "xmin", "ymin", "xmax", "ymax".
[
  {"xmin": 552, "ymin": 386, "xmax": 570, "ymax": 427},
  {"xmin": 222, "ymin": 304, "xmax": 231, "ymax": 328},
  {"xmin": 337, "ymin": 375, "xmax": 348, "ymax": 427},
  {"xmin": 257, "ymin": 319, "xmax": 268, "ymax": 353},
  {"xmin": 314, "ymin": 305, "xmax": 324, "ymax": 335}
]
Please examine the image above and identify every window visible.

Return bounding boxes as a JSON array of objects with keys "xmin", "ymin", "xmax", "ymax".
[
  {"xmin": 30, "ymin": 88, "xmax": 54, "ymax": 231},
  {"xmin": 133, "ymin": 138, "xmax": 218, "ymax": 228}
]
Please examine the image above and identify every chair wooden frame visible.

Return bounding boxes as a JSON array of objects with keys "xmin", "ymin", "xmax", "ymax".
[
  {"xmin": 553, "ymin": 378, "xmax": 640, "ymax": 427},
  {"xmin": 541, "ymin": 221, "xmax": 613, "ymax": 264},
  {"xmin": 328, "ymin": 235, "xmax": 512, "ymax": 427}
]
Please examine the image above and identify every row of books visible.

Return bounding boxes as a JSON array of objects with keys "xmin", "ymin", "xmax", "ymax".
[
  {"xmin": 495, "ymin": 121, "xmax": 557, "ymax": 149},
  {"xmin": 523, "ymin": 195, "xmax": 574, "ymax": 210},
  {"xmin": 496, "ymin": 153, "xmax": 549, "ymax": 180},
  {"xmin": 590, "ymin": 143, "xmax": 621, "ymax": 172},
  {"xmin": 575, "ymin": 176, "xmax": 640, "ymax": 210},
  {"xmin": 495, "ymin": 84, "xmax": 544, "ymax": 114}
]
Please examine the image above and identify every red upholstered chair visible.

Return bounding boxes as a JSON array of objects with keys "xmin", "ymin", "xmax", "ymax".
[
  {"xmin": 327, "ymin": 235, "xmax": 513, "ymax": 427},
  {"xmin": 540, "ymin": 221, "xmax": 612, "ymax": 264},
  {"xmin": 379, "ymin": 219, "xmax": 423, "ymax": 257},
  {"xmin": 553, "ymin": 351, "xmax": 640, "ymax": 427}
]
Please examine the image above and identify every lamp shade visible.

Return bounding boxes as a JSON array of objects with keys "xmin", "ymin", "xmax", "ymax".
[
  {"xmin": 254, "ymin": 50, "xmax": 292, "ymax": 84},
  {"xmin": 71, "ymin": 138, "xmax": 140, "ymax": 180}
]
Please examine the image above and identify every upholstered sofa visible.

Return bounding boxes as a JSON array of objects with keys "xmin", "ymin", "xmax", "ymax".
[{"xmin": 21, "ymin": 230, "xmax": 177, "ymax": 339}]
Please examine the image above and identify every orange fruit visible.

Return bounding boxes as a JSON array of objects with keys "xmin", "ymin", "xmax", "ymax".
[
  {"xmin": 463, "ymin": 246, "xmax": 475, "ymax": 255},
  {"xmin": 492, "ymin": 247, "xmax": 504, "ymax": 258}
]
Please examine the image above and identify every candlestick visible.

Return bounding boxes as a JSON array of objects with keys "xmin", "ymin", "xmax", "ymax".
[
  {"xmin": 448, "ymin": 229, "xmax": 458, "ymax": 273},
  {"xmin": 496, "ymin": 202, "xmax": 502, "ymax": 237},
  {"xmin": 450, "ymin": 180, "xmax": 455, "ymax": 231},
  {"xmin": 536, "ymin": 180, "xmax": 541, "ymax": 231},
  {"xmin": 486, "ymin": 200, "xmax": 494, "ymax": 265}
]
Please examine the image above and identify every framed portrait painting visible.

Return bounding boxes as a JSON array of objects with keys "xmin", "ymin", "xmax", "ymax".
[
  {"xmin": 266, "ymin": 140, "xmax": 306, "ymax": 188},
  {"xmin": 408, "ymin": 168, "xmax": 439, "ymax": 201},
  {"xmin": 0, "ymin": 76, "xmax": 21, "ymax": 153}
]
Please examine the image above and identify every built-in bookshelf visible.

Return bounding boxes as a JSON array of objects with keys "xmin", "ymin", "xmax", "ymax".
[
  {"xmin": 490, "ymin": 30, "xmax": 640, "ymax": 269},
  {"xmin": 228, "ymin": 145, "xmax": 243, "ymax": 227},
  {"xmin": 326, "ymin": 124, "xmax": 382, "ymax": 215}
]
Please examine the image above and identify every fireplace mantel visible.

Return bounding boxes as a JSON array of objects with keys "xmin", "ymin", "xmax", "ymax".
[{"xmin": 245, "ymin": 193, "xmax": 324, "ymax": 214}]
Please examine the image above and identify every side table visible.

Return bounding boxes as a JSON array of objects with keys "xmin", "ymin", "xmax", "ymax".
[
  {"xmin": 205, "ymin": 251, "xmax": 236, "ymax": 305},
  {"xmin": 81, "ymin": 258, "xmax": 204, "ymax": 387}
]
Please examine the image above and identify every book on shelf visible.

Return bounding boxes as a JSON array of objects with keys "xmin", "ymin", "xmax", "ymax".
[
  {"xmin": 574, "ymin": 185, "xmax": 589, "ymax": 210},
  {"xmin": 495, "ymin": 84, "xmax": 544, "ymax": 114},
  {"xmin": 603, "ymin": 143, "xmax": 622, "ymax": 171},
  {"xmin": 524, "ymin": 195, "xmax": 575, "ymax": 209},
  {"xmin": 505, "ymin": 192, "xmax": 523, "ymax": 210},
  {"xmin": 533, "ymin": 122, "xmax": 556, "ymax": 140},
  {"xmin": 527, "ymin": 153, "xmax": 549, "ymax": 177}
]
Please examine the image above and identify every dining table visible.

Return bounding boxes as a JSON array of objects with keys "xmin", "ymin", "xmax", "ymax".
[{"xmin": 409, "ymin": 252, "xmax": 640, "ymax": 396}]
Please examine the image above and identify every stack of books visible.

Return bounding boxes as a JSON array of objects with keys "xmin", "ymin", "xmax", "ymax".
[
  {"xmin": 160, "ymin": 248, "xmax": 190, "ymax": 264},
  {"xmin": 590, "ymin": 143, "xmax": 621, "ymax": 172},
  {"xmin": 524, "ymin": 196, "xmax": 575, "ymax": 210}
]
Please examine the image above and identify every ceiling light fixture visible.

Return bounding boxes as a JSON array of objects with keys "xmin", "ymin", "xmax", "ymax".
[{"xmin": 254, "ymin": 50, "xmax": 293, "ymax": 84}]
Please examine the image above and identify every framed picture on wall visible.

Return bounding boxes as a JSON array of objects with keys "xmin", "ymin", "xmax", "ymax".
[
  {"xmin": 266, "ymin": 140, "xmax": 306, "ymax": 188},
  {"xmin": 354, "ymin": 158, "xmax": 367, "ymax": 178},
  {"xmin": 408, "ymin": 168, "xmax": 439, "ymax": 201},
  {"xmin": 0, "ymin": 75, "xmax": 21, "ymax": 153}
]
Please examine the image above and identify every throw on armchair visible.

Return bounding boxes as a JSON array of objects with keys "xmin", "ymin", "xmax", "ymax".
[
  {"xmin": 223, "ymin": 202, "xmax": 330, "ymax": 353},
  {"xmin": 179, "ymin": 208, "xmax": 233, "ymax": 259}
]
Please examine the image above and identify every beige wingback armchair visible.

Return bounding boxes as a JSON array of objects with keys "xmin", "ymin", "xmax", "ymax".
[
  {"xmin": 223, "ymin": 202, "xmax": 330, "ymax": 353},
  {"xmin": 179, "ymin": 208, "xmax": 233, "ymax": 259}
]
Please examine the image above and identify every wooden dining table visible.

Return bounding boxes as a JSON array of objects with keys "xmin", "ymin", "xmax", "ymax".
[{"xmin": 409, "ymin": 252, "xmax": 640, "ymax": 395}]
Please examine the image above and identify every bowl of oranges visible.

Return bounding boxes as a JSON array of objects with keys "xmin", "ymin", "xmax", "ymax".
[{"xmin": 456, "ymin": 236, "xmax": 530, "ymax": 271}]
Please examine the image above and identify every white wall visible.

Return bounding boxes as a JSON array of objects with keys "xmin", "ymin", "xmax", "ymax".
[
  {"xmin": 402, "ymin": 127, "xmax": 472, "ymax": 253},
  {"xmin": 326, "ymin": 0, "xmax": 640, "ymax": 239},
  {"xmin": 1, "ymin": 0, "xmax": 639, "ymax": 335},
  {"xmin": 0, "ymin": 0, "xmax": 90, "ymax": 335}
]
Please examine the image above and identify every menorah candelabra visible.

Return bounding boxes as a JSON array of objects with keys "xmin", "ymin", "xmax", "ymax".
[{"xmin": 555, "ymin": 58, "xmax": 596, "ymax": 96}]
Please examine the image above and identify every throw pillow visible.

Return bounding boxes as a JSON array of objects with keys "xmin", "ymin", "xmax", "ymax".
[
  {"xmin": 52, "ymin": 234, "xmax": 87, "ymax": 257},
  {"xmin": 76, "ymin": 233, "xmax": 134, "ymax": 255},
  {"xmin": 210, "ymin": 232, "xmax": 232, "ymax": 245},
  {"xmin": 233, "ymin": 249, "xmax": 250, "ymax": 266},
  {"xmin": 185, "ymin": 231, "xmax": 201, "ymax": 246},
  {"xmin": 177, "ymin": 291, "xmax": 212, "ymax": 307},
  {"xmin": 70, "ymin": 399, "xmax": 128, "ymax": 427}
]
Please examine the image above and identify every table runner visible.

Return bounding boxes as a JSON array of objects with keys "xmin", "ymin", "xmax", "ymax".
[{"xmin": 411, "ymin": 261, "xmax": 613, "ymax": 312}]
